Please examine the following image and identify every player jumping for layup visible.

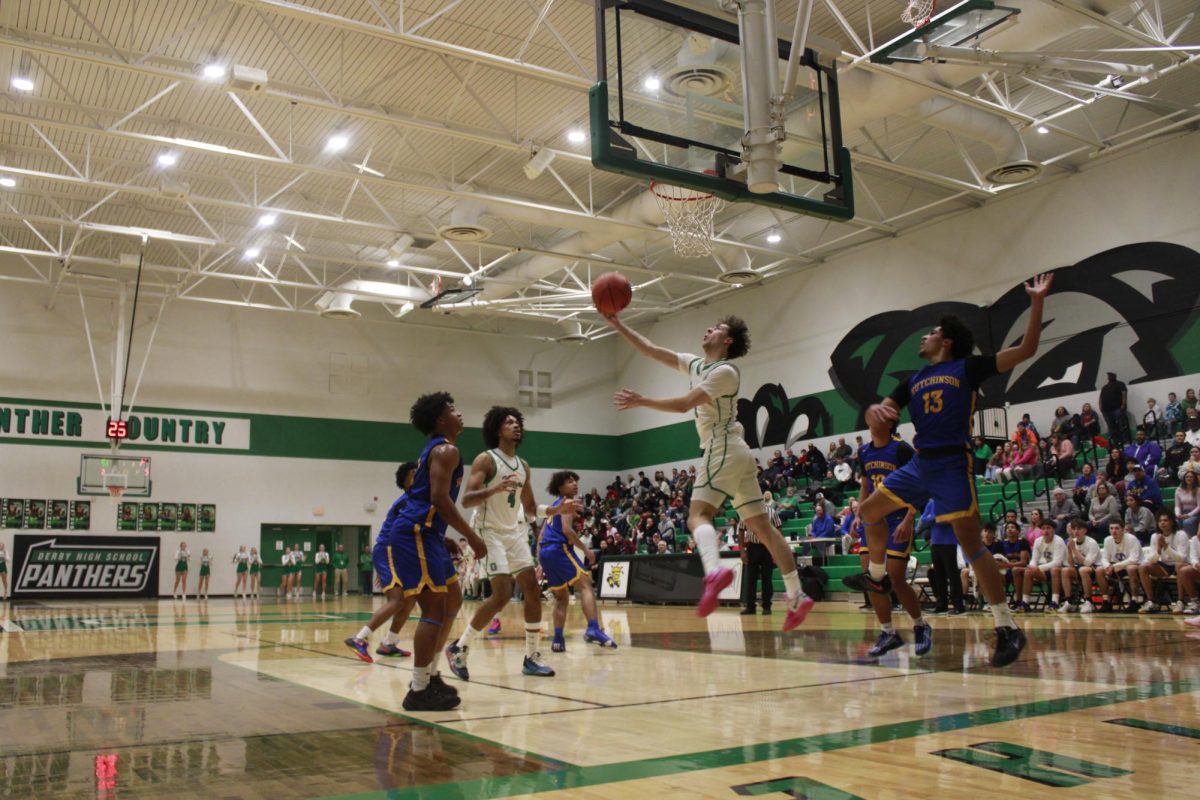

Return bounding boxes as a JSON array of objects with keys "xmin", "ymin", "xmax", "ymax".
[
  {"xmin": 608, "ymin": 315, "xmax": 813, "ymax": 628},
  {"xmin": 845, "ymin": 273, "xmax": 1054, "ymax": 667}
]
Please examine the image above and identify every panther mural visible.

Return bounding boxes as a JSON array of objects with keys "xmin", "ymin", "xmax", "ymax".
[{"xmin": 737, "ymin": 242, "xmax": 1200, "ymax": 446}]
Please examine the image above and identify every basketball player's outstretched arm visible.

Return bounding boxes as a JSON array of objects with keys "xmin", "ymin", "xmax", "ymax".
[
  {"xmin": 605, "ymin": 314, "xmax": 679, "ymax": 369},
  {"xmin": 994, "ymin": 272, "xmax": 1054, "ymax": 373},
  {"xmin": 614, "ymin": 385, "xmax": 712, "ymax": 415},
  {"xmin": 429, "ymin": 444, "xmax": 487, "ymax": 558}
]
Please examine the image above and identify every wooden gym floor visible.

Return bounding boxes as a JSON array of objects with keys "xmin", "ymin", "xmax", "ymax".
[{"xmin": 0, "ymin": 596, "xmax": 1197, "ymax": 799}]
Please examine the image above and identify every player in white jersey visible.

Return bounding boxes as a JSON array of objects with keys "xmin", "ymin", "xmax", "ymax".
[
  {"xmin": 447, "ymin": 406, "xmax": 577, "ymax": 680},
  {"xmin": 607, "ymin": 315, "xmax": 813, "ymax": 629}
]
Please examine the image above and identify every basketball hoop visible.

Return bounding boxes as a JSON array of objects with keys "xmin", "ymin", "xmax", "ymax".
[
  {"xmin": 107, "ymin": 486, "xmax": 124, "ymax": 499},
  {"xmin": 901, "ymin": 0, "xmax": 936, "ymax": 28},
  {"xmin": 651, "ymin": 181, "xmax": 725, "ymax": 259}
]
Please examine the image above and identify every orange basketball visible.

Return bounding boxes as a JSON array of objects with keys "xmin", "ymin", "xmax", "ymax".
[{"xmin": 591, "ymin": 272, "xmax": 632, "ymax": 316}]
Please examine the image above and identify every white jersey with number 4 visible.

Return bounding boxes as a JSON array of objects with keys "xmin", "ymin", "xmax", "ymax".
[
  {"xmin": 472, "ymin": 449, "xmax": 526, "ymax": 535},
  {"xmin": 676, "ymin": 352, "xmax": 743, "ymax": 450}
]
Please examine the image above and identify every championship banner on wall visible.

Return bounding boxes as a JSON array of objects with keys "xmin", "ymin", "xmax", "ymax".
[
  {"xmin": 13, "ymin": 534, "xmax": 160, "ymax": 597},
  {"xmin": 599, "ymin": 560, "xmax": 630, "ymax": 599}
]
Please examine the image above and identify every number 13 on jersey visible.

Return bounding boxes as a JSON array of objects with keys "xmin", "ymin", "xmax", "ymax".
[{"xmin": 923, "ymin": 390, "xmax": 944, "ymax": 414}]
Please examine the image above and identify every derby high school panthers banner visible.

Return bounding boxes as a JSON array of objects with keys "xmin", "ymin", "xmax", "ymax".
[{"xmin": 13, "ymin": 534, "xmax": 160, "ymax": 598}]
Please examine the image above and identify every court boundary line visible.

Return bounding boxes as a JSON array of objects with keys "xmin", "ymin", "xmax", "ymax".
[{"xmin": 310, "ymin": 678, "xmax": 1200, "ymax": 800}]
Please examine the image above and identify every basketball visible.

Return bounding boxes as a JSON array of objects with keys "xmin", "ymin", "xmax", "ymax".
[{"xmin": 591, "ymin": 272, "xmax": 632, "ymax": 316}]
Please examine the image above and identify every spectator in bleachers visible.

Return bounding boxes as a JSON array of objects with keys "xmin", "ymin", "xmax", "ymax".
[
  {"xmin": 805, "ymin": 444, "xmax": 827, "ymax": 480},
  {"xmin": 1079, "ymin": 402, "xmax": 1102, "ymax": 444},
  {"xmin": 1012, "ymin": 439, "xmax": 1041, "ymax": 482},
  {"xmin": 1037, "ymin": 438, "xmax": 1058, "ymax": 479},
  {"xmin": 1099, "ymin": 372, "xmax": 1131, "ymax": 448},
  {"xmin": 776, "ymin": 485, "xmax": 801, "ymax": 523},
  {"xmin": 1126, "ymin": 463, "xmax": 1163, "ymax": 512},
  {"xmin": 1072, "ymin": 463, "xmax": 1096, "ymax": 509},
  {"xmin": 1186, "ymin": 408, "xmax": 1200, "ymax": 447},
  {"xmin": 840, "ymin": 498, "xmax": 859, "ymax": 543},
  {"xmin": 1048, "ymin": 487, "xmax": 1078, "ymax": 536},
  {"xmin": 1012, "ymin": 420, "xmax": 1037, "ymax": 449},
  {"xmin": 1161, "ymin": 431, "xmax": 1191, "ymax": 485},
  {"xmin": 811, "ymin": 492, "xmax": 838, "ymax": 521},
  {"xmin": 1180, "ymin": 444, "xmax": 1200, "ymax": 478},
  {"xmin": 1088, "ymin": 481, "xmax": 1121, "ymax": 536},
  {"xmin": 1136, "ymin": 511, "xmax": 1190, "ymax": 613},
  {"xmin": 806, "ymin": 501, "xmax": 836, "ymax": 556},
  {"xmin": 1057, "ymin": 517, "xmax": 1100, "ymax": 612},
  {"xmin": 1050, "ymin": 434, "xmax": 1075, "ymax": 479},
  {"xmin": 1165, "ymin": 392, "xmax": 1184, "ymax": 434},
  {"xmin": 1050, "ymin": 406, "xmax": 1073, "ymax": 442},
  {"xmin": 984, "ymin": 448, "xmax": 1004, "ymax": 484},
  {"xmin": 1185, "ymin": 388, "xmax": 1199, "ymax": 413},
  {"xmin": 1104, "ymin": 448, "xmax": 1129, "ymax": 497},
  {"xmin": 1086, "ymin": 521, "xmax": 1142, "ymax": 612},
  {"xmin": 1141, "ymin": 398, "xmax": 1165, "ymax": 438},
  {"xmin": 1123, "ymin": 491, "xmax": 1156, "ymax": 544},
  {"xmin": 1124, "ymin": 429, "xmax": 1163, "ymax": 476},
  {"xmin": 1176, "ymin": 527, "xmax": 1200, "ymax": 616},
  {"xmin": 1016, "ymin": 520, "xmax": 1067, "ymax": 611},
  {"xmin": 973, "ymin": 436, "xmax": 992, "ymax": 477},
  {"xmin": 1174, "ymin": 471, "xmax": 1199, "ymax": 536},
  {"xmin": 999, "ymin": 522, "xmax": 1031, "ymax": 603},
  {"xmin": 1023, "ymin": 508, "xmax": 1046, "ymax": 548}
]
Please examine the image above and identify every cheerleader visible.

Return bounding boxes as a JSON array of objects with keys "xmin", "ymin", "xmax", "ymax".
[
  {"xmin": 249, "ymin": 547, "xmax": 263, "ymax": 597},
  {"xmin": 280, "ymin": 546, "xmax": 293, "ymax": 599},
  {"xmin": 232, "ymin": 545, "xmax": 250, "ymax": 598},
  {"xmin": 197, "ymin": 549, "xmax": 211, "ymax": 599},
  {"xmin": 291, "ymin": 547, "xmax": 305, "ymax": 598},
  {"xmin": 173, "ymin": 542, "xmax": 191, "ymax": 599},
  {"xmin": 313, "ymin": 544, "xmax": 330, "ymax": 600}
]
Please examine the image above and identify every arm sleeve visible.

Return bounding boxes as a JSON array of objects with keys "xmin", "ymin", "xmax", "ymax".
[
  {"xmin": 887, "ymin": 380, "xmax": 912, "ymax": 409},
  {"xmin": 675, "ymin": 352, "xmax": 697, "ymax": 375},
  {"xmin": 964, "ymin": 355, "xmax": 1000, "ymax": 389},
  {"xmin": 896, "ymin": 443, "xmax": 915, "ymax": 469},
  {"xmin": 697, "ymin": 364, "xmax": 739, "ymax": 398}
]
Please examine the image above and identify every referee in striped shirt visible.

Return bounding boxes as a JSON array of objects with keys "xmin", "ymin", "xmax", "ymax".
[{"xmin": 739, "ymin": 500, "xmax": 778, "ymax": 614}]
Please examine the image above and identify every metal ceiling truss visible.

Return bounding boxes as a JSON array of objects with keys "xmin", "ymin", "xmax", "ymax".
[{"xmin": 0, "ymin": 0, "xmax": 1196, "ymax": 336}]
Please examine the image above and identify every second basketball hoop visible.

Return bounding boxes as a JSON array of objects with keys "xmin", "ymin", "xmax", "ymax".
[{"xmin": 651, "ymin": 180, "xmax": 724, "ymax": 259}]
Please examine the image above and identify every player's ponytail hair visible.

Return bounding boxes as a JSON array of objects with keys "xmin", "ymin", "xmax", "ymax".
[{"xmin": 937, "ymin": 314, "xmax": 975, "ymax": 359}]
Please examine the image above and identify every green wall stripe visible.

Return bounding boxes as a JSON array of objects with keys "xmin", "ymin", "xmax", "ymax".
[{"xmin": 0, "ymin": 396, "xmax": 620, "ymax": 470}]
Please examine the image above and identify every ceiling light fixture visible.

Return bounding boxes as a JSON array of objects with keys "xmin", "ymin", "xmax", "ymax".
[
  {"xmin": 0, "ymin": 177, "xmax": 15, "ymax": 188},
  {"xmin": 257, "ymin": 212, "xmax": 277, "ymax": 227},
  {"xmin": 386, "ymin": 258, "xmax": 399, "ymax": 268},
  {"xmin": 202, "ymin": 63, "xmax": 227, "ymax": 81},
  {"xmin": 462, "ymin": 275, "xmax": 474, "ymax": 286},
  {"xmin": 566, "ymin": 129, "xmax": 587, "ymax": 144},
  {"xmin": 643, "ymin": 76, "xmax": 662, "ymax": 92},
  {"xmin": 397, "ymin": 302, "xmax": 415, "ymax": 318},
  {"xmin": 325, "ymin": 133, "xmax": 350, "ymax": 153},
  {"xmin": 244, "ymin": 247, "xmax": 261, "ymax": 259},
  {"xmin": 10, "ymin": 76, "xmax": 34, "ymax": 92},
  {"xmin": 767, "ymin": 232, "xmax": 782, "ymax": 244},
  {"xmin": 1036, "ymin": 125, "xmax": 1049, "ymax": 134},
  {"xmin": 156, "ymin": 152, "xmax": 178, "ymax": 168}
]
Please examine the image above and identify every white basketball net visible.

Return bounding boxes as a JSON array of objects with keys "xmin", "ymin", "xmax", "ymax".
[
  {"xmin": 651, "ymin": 181, "xmax": 725, "ymax": 259},
  {"xmin": 901, "ymin": 0, "xmax": 936, "ymax": 27}
]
